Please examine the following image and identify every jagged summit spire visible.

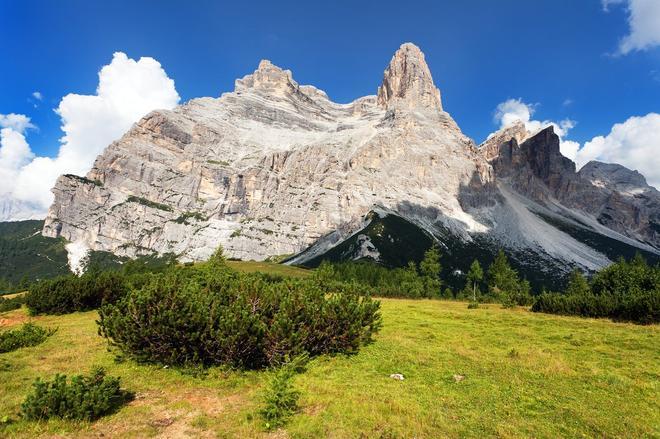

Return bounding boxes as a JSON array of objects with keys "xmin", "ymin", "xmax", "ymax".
[
  {"xmin": 377, "ymin": 43, "xmax": 442, "ymax": 111},
  {"xmin": 235, "ymin": 59, "xmax": 296, "ymax": 91}
]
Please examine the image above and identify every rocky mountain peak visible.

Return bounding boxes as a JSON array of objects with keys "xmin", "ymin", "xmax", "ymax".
[
  {"xmin": 480, "ymin": 120, "xmax": 530, "ymax": 161},
  {"xmin": 578, "ymin": 161, "xmax": 651, "ymax": 190},
  {"xmin": 234, "ymin": 59, "xmax": 296, "ymax": 92},
  {"xmin": 377, "ymin": 43, "xmax": 442, "ymax": 111}
]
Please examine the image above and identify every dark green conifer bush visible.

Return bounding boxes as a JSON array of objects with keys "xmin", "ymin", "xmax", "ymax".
[
  {"xmin": 98, "ymin": 260, "xmax": 381, "ymax": 368},
  {"xmin": 21, "ymin": 367, "xmax": 132, "ymax": 421},
  {"xmin": 26, "ymin": 271, "xmax": 128, "ymax": 315},
  {"xmin": 0, "ymin": 294, "xmax": 25, "ymax": 313},
  {"xmin": 0, "ymin": 323, "xmax": 55, "ymax": 353},
  {"xmin": 532, "ymin": 255, "xmax": 660, "ymax": 323},
  {"xmin": 25, "ymin": 253, "xmax": 177, "ymax": 315}
]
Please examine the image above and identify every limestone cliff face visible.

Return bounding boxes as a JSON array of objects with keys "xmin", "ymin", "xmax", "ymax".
[
  {"xmin": 377, "ymin": 43, "xmax": 443, "ymax": 111},
  {"xmin": 44, "ymin": 42, "xmax": 659, "ymax": 271},
  {"xmin": 44, "ymin": 43, "xmax": 490, "ymax": 262}
]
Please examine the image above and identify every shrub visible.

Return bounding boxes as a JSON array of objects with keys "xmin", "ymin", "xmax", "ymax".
[
  {"xmin": 487, "ymin": 251, "xmax": 533, "ymax": 307},
  {"xmin": 532, "ymin": 255, "xmax": 660, "ymax": 324},
  {"xmin": 259, "ymin": 355, "xmax": 307, "ymax": 430},
  {"xmin": 0, "ymin": 294, "xmax": 25, "ymax": 313},
  {"xmin": 26, "ymin": 271, "xmax": 128, "ymax": 315},
  {"xmin": 174, "ymin": 211, "xmax": 207, "ymax": 224},
  {"xmin": 0, "ymin": 323, "xmax": 55, "ymax": 353},
  {"xmin": 467, "ymin": 302, "xmax": 479, "ymax": 309},
  {"xmin": 98, "ymin": 264, "xmax": 381, "ymax": 368},
  {"xmin": 21, "ymin": 367, "xmax": 132, "ymax": 421},
  {"xmin": 126, "ymin": 195, "xmax": 172, "ymax": 212}
]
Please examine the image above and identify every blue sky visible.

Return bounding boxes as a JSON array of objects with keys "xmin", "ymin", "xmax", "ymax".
[
  {"xmin": 1, "ymin": 0, "xmax": 659, "ymax": 218},
  {"xmin": 2, "ymin": 0, "xmax": 658, "ymax": 151}
]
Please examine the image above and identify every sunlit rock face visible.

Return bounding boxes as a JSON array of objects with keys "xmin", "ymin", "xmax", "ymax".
[{"xmin": 44, "ymin": 42, "xmax": 659, "ymax": 273}]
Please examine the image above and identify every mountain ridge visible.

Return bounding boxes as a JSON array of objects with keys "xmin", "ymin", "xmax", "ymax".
[{"xmin": 40, "ymin": 42, "xmax": 660, "ymax": 280}]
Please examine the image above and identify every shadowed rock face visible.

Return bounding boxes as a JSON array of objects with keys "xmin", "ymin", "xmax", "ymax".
[
  {"xmin": 44, "ymin": 42, "xmax": 659, "ymax": 274},
  {"xmin": 488, "ymin": 126, "xmax": 576, "ymax": 201},
  {"xmin": 482, "ymin": 125, "xmax": 660, "ymax": 248}
]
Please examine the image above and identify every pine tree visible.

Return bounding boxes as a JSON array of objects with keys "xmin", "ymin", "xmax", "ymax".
[
  {"xmin": 565, "ymin": 268, "xmax": 590, "ymax": 296},
  {"xmin": 419, "ymin": 244, "xmax": 442, "ymax": 297},
  {"xmin": 487, "ymin": 250, "xmax": 515, "ymax": 298},
  {"xmin": 487, "ymin": 250, "xmax": 531, "ymax": 306},
  {"xmin": 208, "ymin": 245, "xmax": 227, "ymax": 267},
  {"xmin": 400, "ymin": 261, "xmax": 424, "ymax": 298},
  {"xmin": 466, "ymin": 259, "xmax": 484, "ymax": 302}
]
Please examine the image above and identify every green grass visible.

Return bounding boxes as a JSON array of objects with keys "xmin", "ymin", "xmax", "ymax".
[{"xmin": 0, "ymin": 300, "xmax": 657, "ymax": 438}]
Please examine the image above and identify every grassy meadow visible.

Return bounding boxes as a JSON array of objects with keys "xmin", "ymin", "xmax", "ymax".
[{"xmin": 0, "ymin": 269, "xmax": 658, "ymax": 438}]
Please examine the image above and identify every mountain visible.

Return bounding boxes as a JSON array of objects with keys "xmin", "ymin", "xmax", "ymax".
[
  {"xmin": 0, "ymin": 199, "xmax": 44, "ymax": 223},
  {"xmin": 42, "ymin": 43, "xmax": 660, "ymax": 288}
]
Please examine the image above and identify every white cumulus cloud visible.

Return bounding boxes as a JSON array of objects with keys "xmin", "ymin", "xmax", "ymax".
[
  {"xmin": 603, "ymin": 0, "xmax": 660, "ymax": 54},
  {"xmin": 575, "ymin": 113, "xmax": 660, "ymax": 188},
  {"xmin": 492, "ymin": 98, "xmax": 578, "ymax": 159},
  {"xmin": 0, "ymin": 113, "xmax": 35, "ymax": 133},
  {"xmin": 0, "ymin": 127, "xmax": 35, "ymax": 197},
  {"xmin": 1, "ymin": 52, "xmax": 180, "ymax": 221}
]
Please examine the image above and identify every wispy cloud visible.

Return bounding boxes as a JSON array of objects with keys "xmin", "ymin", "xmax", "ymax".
[{"xmin": 603, "ymin": 0, "xmax": 660, "ymax": 55}]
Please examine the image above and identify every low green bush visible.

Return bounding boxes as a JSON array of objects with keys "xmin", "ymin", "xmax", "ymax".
[
  {"xmin": 25, "ymin": 252, "xmax": 177, "ymax": 316},
  {"xmin": 0, "ymin": 323, "xmax": 55, "ymax": 353},
  {"xmin": 26, "ymin": 271, "xmax": 128, "ymax": 315},
  {"xmin": 98, "ymin": 261, "xmax": 382, "ymax": 369},
  {"xmin": 532, "ymin": 255, "xmax": 660, "ymax": 324},
  {"xmin": 21, "ymin": 367, "xmax": 133, "ymax": 421},
  {"xmin": 0, "ymin": 294, "xmax": 25, "ymax": 313}
]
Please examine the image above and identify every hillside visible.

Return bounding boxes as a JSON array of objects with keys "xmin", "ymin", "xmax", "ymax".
[
  {"xmin": 292, "ymin": 212, "xmax": 660, "ymax": 291},
  {"xmin": 1, "ymin": 298, "xmax": 657, "ymax": 438},
  {"xmin": 0, "ymin": 220, "xmax": 70, "ymax": 290}
]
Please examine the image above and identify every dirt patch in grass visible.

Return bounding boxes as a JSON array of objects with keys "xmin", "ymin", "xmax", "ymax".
[{"xmin": 0, "ymin": 309, "xmax": 31, "ymax": 327}]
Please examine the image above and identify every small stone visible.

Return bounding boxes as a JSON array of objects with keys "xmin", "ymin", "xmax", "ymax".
[
  {"xmin": 453, "ymin": 374, "xmax": 465, "ymax": 382},
  {"xmin": 390, "ymin": 373, "xmax": 405, "ymax": 381},
  {"xmin": 150, "ymin": 417, "xmax": 174, "ymax": 428}
]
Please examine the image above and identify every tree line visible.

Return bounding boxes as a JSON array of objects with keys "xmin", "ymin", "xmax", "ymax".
[
  {"xmin": 321, "ymin": 246, "xmax": 533, "ymax": 307},
  {"xmin": 319, "ymin": 245, "xmax": 659, "ymax": 323}
]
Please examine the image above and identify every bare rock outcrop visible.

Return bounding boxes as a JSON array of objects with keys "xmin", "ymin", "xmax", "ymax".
[
  {"xmin": 481, "ymin": 124, "xmax": 660, "ymax": 247},
  {"xmin": 377, "ymin": 43, "xmax": 442, "ymax": 111}
]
